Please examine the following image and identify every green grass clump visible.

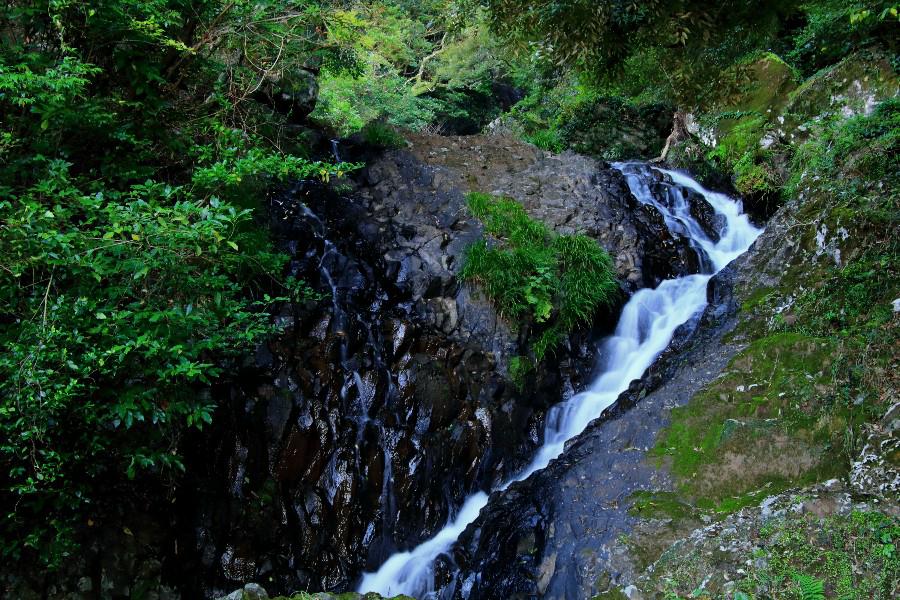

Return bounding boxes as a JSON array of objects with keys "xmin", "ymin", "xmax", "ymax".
[
  {"xmin": 361, "ymin": 121, "xmax": 407, "ymax": 149},
  {"xmin": 461, "ymin": 192, "xmax": 618, "ymax": 372},
  {"xmin": 524, "ymin": 129, "xmax": 565, "ymax": 152}
]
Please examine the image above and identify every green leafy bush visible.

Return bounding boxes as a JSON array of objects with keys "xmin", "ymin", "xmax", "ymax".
[
  {"xmin": 787, "ymin": 0, "xmax": 900, "ymax": 75},
  {"xmin": 0, "ymin": 160, "xmax": 305, "ymax": 566},
  {"xmin": 311, "ymin": 68, "xmax": 438, "ymax": 136},
  {"xmin": 0, "ymin": 0, "xmax": 356, "ymax": 569},
  {"xmin": 461, "ymin": 193, "xmax": 618, "ymax": 367}
]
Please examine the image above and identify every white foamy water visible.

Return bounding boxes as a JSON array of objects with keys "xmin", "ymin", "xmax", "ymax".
[{"xmin": 358, "ymin": 163, "xmax": 761, "ymax": 598}]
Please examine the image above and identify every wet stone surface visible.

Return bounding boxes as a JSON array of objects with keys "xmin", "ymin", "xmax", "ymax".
[
  {"xmin": 441, "ymin": 265, "xmax": 747, "ymax": 599},
  {"xmin": 169, "ymin": 137, "xmax": 704, "ymax": 597}
]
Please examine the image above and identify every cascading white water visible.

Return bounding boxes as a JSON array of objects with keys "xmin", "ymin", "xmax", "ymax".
[{"xmin": 358, "ymin": 163, "xmax": 762, "ymax": 598}]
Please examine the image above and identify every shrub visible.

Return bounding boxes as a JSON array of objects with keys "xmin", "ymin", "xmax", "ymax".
[
  {"xmin": 311, "ymin": 68, "xmax": 438, "ymax": 136},
  {"xmin": 787, "ymin": 0, "xmax": 900, "ymax": 75},
  {"xmin": 0, "ymin": 161, "xmax": 307, "ymax": 566},
  {"xmin": 0, "ymin": 0, "xmax": 355, "ymax": 569}
]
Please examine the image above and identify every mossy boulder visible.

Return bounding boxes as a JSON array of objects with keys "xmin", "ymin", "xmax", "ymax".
[
  {"xmin": 687, "ymin": 51, "xmax": 899, "ymax": 208},
  {"xmin": 560, "ymin": 97, "xmax": 673, "ymax": 160},
  {"xmin": 785, "ymin": 51, "xmax": 899, "ymax": 129}
]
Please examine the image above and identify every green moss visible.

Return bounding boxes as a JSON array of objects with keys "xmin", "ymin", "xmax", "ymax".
[
  {"xmin": 704, "ymin": 108, "xmax": 782, "ymax": 200},
  {"xmin": 591, "ymin": 588, "xmax": 630, "ymax": 600},
  {"xmin": 651, "ymin": 333, "xmax": 859, "ymax": 507},
  {"xmin": 704, "ymin": 52, "xmax": 797, "ymax": 150},
  {"xmin": 461, "ymin": 192, "xmax": 618, "ymax": 366},
  {"xmin": 628, "ymin": 491, "xmax": 697, "ymax": 521},
  {"xmin": 733, "ymin": 150, "xmax": 778, "ymax": 195},
  {"xmin": 709, "ymin": 115, "xmax": 766, "ymax": 161},
  {"xmin": 739, "ymin": 285, "xmax": 775, "ymax": 314},
  {"xmin": 733, "ymin": 53, "xmax": 800, "ymax": 115}
]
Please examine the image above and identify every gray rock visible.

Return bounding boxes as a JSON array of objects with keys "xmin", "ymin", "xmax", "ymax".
[
  {"xmin": 255, "ymin": 68, "xmax": 319, "ymax": 121},
  {"xmin": 243, "ymin": 583, "xmax": 269, "ymax": 600}
]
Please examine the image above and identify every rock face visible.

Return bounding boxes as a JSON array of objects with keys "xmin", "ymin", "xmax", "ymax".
[
  {"xmin": 168, "ymin": 135, "xmax": 706, "ymax": 597},
  {"xmin": 438, "ymin": 264, "xmax": 747, "ymax": 599}
]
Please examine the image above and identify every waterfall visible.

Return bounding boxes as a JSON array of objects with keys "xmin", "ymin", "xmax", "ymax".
[{"xmin": 357, "ymin": 163, "xmax": 762, "ymax": 598}]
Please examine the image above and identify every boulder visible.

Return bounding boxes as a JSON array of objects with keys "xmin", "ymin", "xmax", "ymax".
[{"xmin": 255, "ymin": 68, "xmax": 319, "ymax": 122}]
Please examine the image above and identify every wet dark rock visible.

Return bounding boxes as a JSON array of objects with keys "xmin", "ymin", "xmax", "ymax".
[
  {"xmin": 630, "ymin": 201, "xmax": 704, "ymax": 285},
  {"xmin": 441, "ymin": 268, "xmax": 746, "ymax": 599},
  {"xmin": 686, "ymin": 189, "xmax": 726, "ymax": 242},
  {"xmin": 254, "ymin": 68, "xmax": 319, "ymax": 122},
  {"xmin": 616, "ymin": 164, "xmax": 709, "ymax": 284},
  {"xmin": 166, "ymin": 134, "xmax": 704, "ymax": 598}
]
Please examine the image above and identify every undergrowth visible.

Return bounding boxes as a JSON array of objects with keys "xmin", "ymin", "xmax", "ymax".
[
  {"xmin": 361, "ymin": 121, "xmax": 407, "ymax": 149},
  {"xmin": 649, "ymin": 509, "xmax": 898, "ymax": 600},
  {"xmin": 737, "ymin": 510, "xmax": 900, "ymax": 600},
  {"xmin": 461, "ymin": 192, "xmax": 618, "ymax": 384}
]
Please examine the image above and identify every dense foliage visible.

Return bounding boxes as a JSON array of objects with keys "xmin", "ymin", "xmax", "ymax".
[
  {"xmin": 484, "ymin": 1, "xmax": 898, "ymax": 162},
  {"xmin": 306, "ymin": 1, "xmax": 549, "ymax": 136},
  {"xmin": 0, "ymin": 0, "xmax": 356, "ymax": 567},
  {"xmin": 481, "ymin": 0, "xmax": 797, "ymax": 107}
]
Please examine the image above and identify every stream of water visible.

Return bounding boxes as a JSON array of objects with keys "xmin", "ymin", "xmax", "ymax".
[{"xmin": 358, "ymin": 163, "xmax": 762, "ymax": 597}]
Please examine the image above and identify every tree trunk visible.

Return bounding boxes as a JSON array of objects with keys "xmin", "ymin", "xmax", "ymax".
[{"xmin": 653, "ymin": 110, "xmax": 691, "ymax": 163}]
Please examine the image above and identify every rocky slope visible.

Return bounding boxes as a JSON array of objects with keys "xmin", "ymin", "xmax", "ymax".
[
  {"xmin": 423, "ymin": 52, "xmax": 899, "ymax": 600},
  {"xmin": 161, "ymin": 134, "xmax": 713, "ymax": 598}
]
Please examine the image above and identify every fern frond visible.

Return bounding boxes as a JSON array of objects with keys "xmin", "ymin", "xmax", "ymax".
[{"xmin": 793, "ymin": 572, "xmax": 825, "ymax": 600}]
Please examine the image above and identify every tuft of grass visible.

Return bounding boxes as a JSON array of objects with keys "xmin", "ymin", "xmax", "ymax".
[
  {"xmin": 461, "ymin": 192, "xmax": 618, "ymax": 370},
  {"xmin": 361, "ymin": 121, "xmax": 407, "ymax": 149},
  {"xmin": 524, "ymin": 129, "xmax": 565, "ymax": 152}
]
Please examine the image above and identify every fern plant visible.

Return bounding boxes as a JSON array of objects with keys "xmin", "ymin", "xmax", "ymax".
[{"xmin": 793, "ymin": 572, "xmax": 825, "ymax": 600}]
